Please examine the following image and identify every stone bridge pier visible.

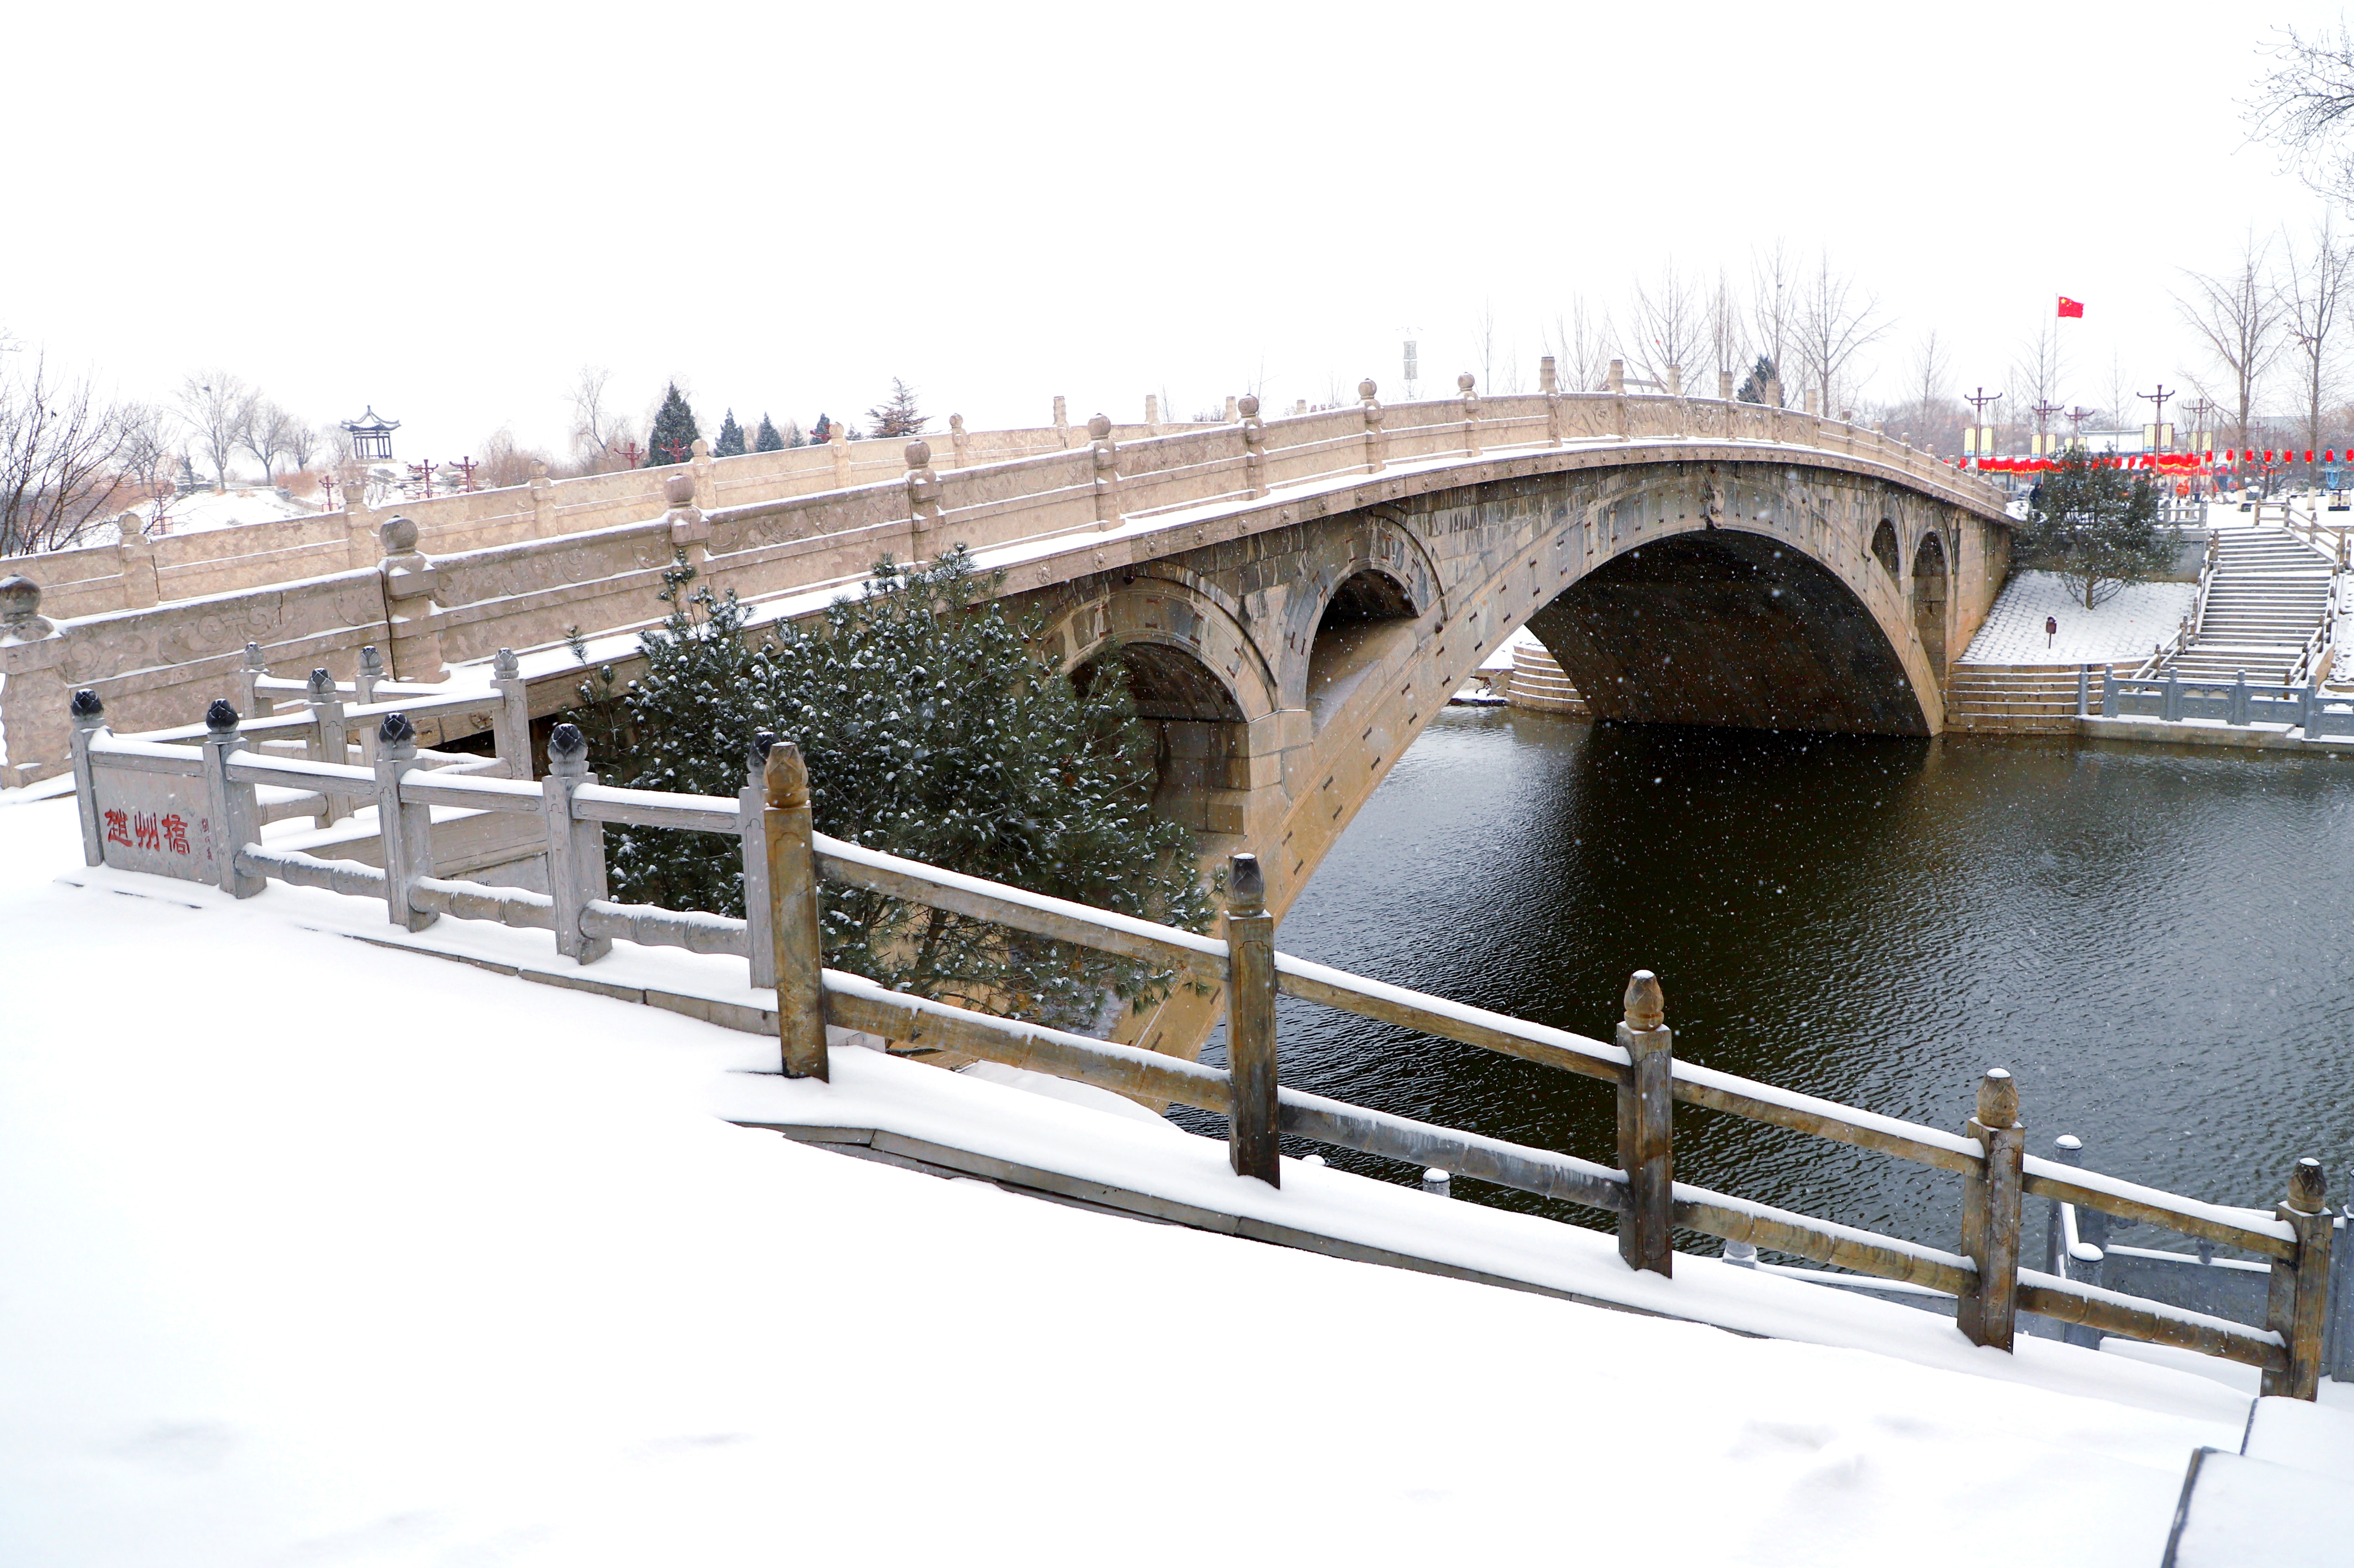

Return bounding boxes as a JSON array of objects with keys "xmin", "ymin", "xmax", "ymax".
[{"xmin": 1006, "ymin": 453, "xmax": 2008, "ymax": 1058}]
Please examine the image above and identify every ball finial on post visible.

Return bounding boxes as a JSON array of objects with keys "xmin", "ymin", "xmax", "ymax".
[
  {"xmin": 69, "ymin": 687, "xmax": 103, "ymax": 723},
  {"xmin": 1975, "ymin": 1067, "xmax": 2019, "ymax": 1130},
  {"xmin": 2288, "ymin": 1155, "xmax": 2327, "ymax": 1214},
  {"xmin": 1228, "ymin": 851, "xmax": 1266, "ymax": 915},
  {"xmin": 205, "ymin": 698, "xmax": 240, "ymax": 735},
  {"xmin": 1621, "ymin": 969, "xmax": 1664, "ymax": 1031},
  {"xmin": 763, "ymin": 737, "xmax": 810, "ymax": 810}
]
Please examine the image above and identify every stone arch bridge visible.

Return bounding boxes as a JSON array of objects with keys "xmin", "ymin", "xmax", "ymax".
[{"xmin": 2, "ymin": 385, "xmax": 2009, "ymax": 1052}]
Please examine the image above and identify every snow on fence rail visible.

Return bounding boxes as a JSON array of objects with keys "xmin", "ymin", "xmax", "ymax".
[
  {"xmin": 2093, "ymin": 667, "xmax": 2354, "ymax": 737},
  {"xmin": 60, "ymin": 688, "xmax": 2340, "ymax": 1399}
]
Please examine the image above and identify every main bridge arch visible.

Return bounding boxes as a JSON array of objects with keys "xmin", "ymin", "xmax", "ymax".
[{"xmin": 1000, "ymin": 450, "xmax": 2008, "ymax": 1060}]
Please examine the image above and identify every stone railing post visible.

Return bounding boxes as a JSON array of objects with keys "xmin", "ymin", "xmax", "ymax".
[
  {"xmin": 356, "ymin": 644, "xmax": 385, "ymax": 710},
  {"xmin": 539, "ymin": 722, "xmax": 609, "ymax": 962},
  {"xmin": 235, "ymin": 641, "xmax": 268, "ymax": 719},
  {"xmin": 948, "ymin": 412, "xmax": 971, "ymax": 469},
  {"xmin": 662, "ymin": 470, "xmax": 709, "ymax": 568},
  {"xmin": 1541, "ymin": 355, "xmax": 1563, "ymax": 446},
  {"xmin": 829, "ymin": 421, "xmax": 851, "ymax": 486},
  {"xmin": 1359, "ymin": 379, "xmax": 1386, "ymax": 474},
  {"xmin": 371, "ymin": 712, "xmax": 436, "ymax": 930},
  {"xmin": 528, "ymin": 459, "xmax": 556, "ymax": 537},
  {"xmin": 2265, "ymin": 1157, "xmax": 2334, "ymax": 1399},
  {"xmin": 1666, "ymin": 366, "xmax": 1683, "ymax": 398},
  {"xmin": 739, "ymin": 731, "xmax": 778, "ymax": 991},
  {"xmin": 1145, "ymin": 393, "xmax": 1165, "ymax": 435},
  {"xmin": 306, "ymin": 667, "xmax": 351, "ymax": 824},
  {"xmin": 1238, "ymin": 395, "xmax": 1268, "ymax": 497},
  {"xmin": 342, "ymin": 466, "xmax": 375, "ymax": 568},
  {"xmin": 1607, "ymin": 358, "xmax": 1628, "ymax": 438},
  {"xmin": 1458, "ymin": 373, "xmax": 1482, "ymax": 456},
  {"xmin": 117, "ymin": 528, "xmax": 160, "ymax": 611},
  {"xmin": 1614, "ymin": 970, "xmax": 1674, "ymax": 1276},
  {"xmin": 376, "ymin": 516, "xmax": 447, "ymax": 683},
  {"xmin": 690, "ymin": 435, "xmax": 715, "ymax": 510},
  {"xmin": 1053, "ymin": 394, "xmax": 1074, "ymax": 448},
  {"xmin": 490, "ymin": 648, "xmax": 530, "ymax": 779},
  {"xmin": 763, "ymin": 737, "xmax": 828, "ymax": 1081},
  {"xmin": 1225, "ymin": 852, "xmax": 1279, "ymax": 1186},
  {"xmin": 1958, "ymin": 1067, "xmax": 2025, "ymax": 1351},
  {"xmin": 1089, "ymin": 414, "xmax": 1122, "ymax": 530},
  {"xmin": 200, "ymin": 699, "xmax": 265, "ymax": 899},
  {"xmin": 904, "ymin": 439, "xmax": 944, "ymax": 558},
  {"xmin": 68, "ymin": 687, "xmax": 107, "ymax": 865},
  {"xmin": 1718, "ymin": 369, "xmax": 1735, "ymax": 400},
  {"xmin": 3, "ymin": 580, "xmax": 75, "ymax": 787},
  {"xmin": 2230, "ymin": 669, "xmax": 2250, "ymax": 726}
]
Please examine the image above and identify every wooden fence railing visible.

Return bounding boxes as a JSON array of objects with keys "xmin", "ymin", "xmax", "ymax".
[{"xmin": 63, "ymin": 691, "xmax": 2340, "ymax": 1399}]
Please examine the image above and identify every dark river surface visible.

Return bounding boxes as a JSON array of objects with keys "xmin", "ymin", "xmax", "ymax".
[{"xmin": 1176, "ymin": 708, "xmax": 2354, "ymax": 1260}]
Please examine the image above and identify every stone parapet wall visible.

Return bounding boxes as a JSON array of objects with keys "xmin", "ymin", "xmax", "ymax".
[{"xmin": 0, "ymin": 393, "xmax": 2007, "ymax": 783}]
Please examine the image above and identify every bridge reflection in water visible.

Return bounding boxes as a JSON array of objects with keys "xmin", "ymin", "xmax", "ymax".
[{"xmin": 1179, "ymin": 707, "xmax": 2354, "ymax": 1247}]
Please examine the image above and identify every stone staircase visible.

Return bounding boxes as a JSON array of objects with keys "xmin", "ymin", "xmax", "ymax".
[
  {"xmin": 2160, "ymin": 530, "xmax": 2336, "ymax": 685},
  {"xmin": 1508, "ymin": 639, "xmax": 1591, "ymax": 716},
  {"xmin": 1945, "ymin": 662, "xmax": 2136, "ymax": 735}
]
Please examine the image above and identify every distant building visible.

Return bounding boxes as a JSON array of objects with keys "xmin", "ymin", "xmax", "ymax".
[{"xmin": 340, "ymin": 407, "xmax": 401, "ymax": 461}]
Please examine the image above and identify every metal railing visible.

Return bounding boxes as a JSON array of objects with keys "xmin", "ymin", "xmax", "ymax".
[{"xmin": 62, "ymin": 689, "xmax": 2341, "ymax": 1400}]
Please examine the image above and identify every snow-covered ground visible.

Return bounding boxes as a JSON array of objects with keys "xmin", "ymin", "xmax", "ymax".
[
  {"xmin": 0, "ymin": 790, "xmax": 2287, "ymax": 1565},
  {"xmin": 1962, "ymin": 571, "xmax": 2198, "ymax": 666}
]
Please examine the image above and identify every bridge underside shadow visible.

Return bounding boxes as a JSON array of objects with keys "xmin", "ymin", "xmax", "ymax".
[{"xmin": 1530, "ymin": 529, "xmax": 1929, "ymax": 736}]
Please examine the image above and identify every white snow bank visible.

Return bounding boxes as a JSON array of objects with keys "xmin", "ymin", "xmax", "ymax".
[
  {"xmin": 0, "ymin": 793, "xmax": 2256, "ymax": 1566},
  {"xmin": 1962, "ymin": 571, "xmax": 2198, "ymax": 665}
]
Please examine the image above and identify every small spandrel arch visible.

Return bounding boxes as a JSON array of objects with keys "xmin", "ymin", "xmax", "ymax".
[{"xmin": 1871, "ymin": 518, "xmax": 1901, "ymax": 577}]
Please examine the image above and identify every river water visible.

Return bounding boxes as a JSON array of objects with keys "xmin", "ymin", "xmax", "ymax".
[{"xmin": 1187, "ymin": 709, "xmax": 2354, "ymax": 1256}]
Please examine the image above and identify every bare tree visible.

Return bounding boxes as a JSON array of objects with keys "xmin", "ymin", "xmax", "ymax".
[
  {"xmin": 1627, "ymin": 258, "xmax": 1705, "ymax": 391},
  {"xmin": 1748, "ymin": 240, "xmax": 1802, "ymax": 401},
  {"xmin": 1705, "ymin": 267, "xmax": 1746, "ymax": 390},
  {"xmin": 1904, "ymin": 330, "xmax": 1963, "ymax": 450},
  {"xmin": 237, "ymin": 398, "xmax": 299, "ymax": 486},
  {"xmin": 115, "ymin": 401, "xmax": 177, "ymax": 505},
  {"xmin": 2277, "ymin": 216, "xmax": 2353, "ymax": 472},
  {"xmin": 0, "ymin": 352, "xmax": 133, "ymax": 555},
  {"xmin": 568, "ymin": 365, "xmax": 632, "ymax": 470},
  {"xmin": 2175, "ymin": 233, "xmax": 2284, "ymax": 446},
  {"xmin": 1471, "ymin": 299, "xmax": 1498, "ymax": 394},
  {"xmin": 2249, "ymin": 21, "xmax": 2354, "ymax": 200},
  {"xmin": 2008, "ymin": 323, "xmax": 2065, "ymax": 448},
  {"xmin": 1544, "ymin": 297, "xmax": 1616, "ymax": 392},
  {"xmin": 1791, "ymin": 252, "xmax": 1888, "ymax": 414},
  {"xmin": 176, "ymin": 371, "xmax": 252, "ymax": 491}
]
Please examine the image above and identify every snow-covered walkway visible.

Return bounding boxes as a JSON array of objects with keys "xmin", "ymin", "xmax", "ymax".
[
  {"xmin": 0, "ymin": 791, "xmax": 2285, "ymax": 1566},
  {"xmin": 1961, "ymin": 571, "xmax": 2198, "ymax": 666}
]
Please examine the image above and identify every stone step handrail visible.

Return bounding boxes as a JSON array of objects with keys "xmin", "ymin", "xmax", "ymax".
[
  {"xmin": 65, "ymin": 689, "xmax": 2333, "ymax": 1397},
  {"xmin": 2095, "ymin": 666, "xmax": 2354, "ymax": 736},
  {"xmin": 1, "ymin": 386, "xmax": 2008, "ymax": 785}
]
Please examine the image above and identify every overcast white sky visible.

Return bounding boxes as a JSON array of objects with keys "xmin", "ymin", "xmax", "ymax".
[{"xmin": 4, "ymin": 1, "xmax": 2348, "ymax": 462}]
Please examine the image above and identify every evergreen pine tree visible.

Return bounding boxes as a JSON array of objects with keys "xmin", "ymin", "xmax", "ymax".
[
  {"xmin": 565, "ymin": 549, "xmax": 1212, "ymax": 1025},
  {"xmin": 865, "ymin": 378, "xmax": 928, "ymax": 437},
  {"xmin": 1735, "ymin": 355, "xmax": 1779, "ymax": 404},
  {"xmin": 643, "ymin": 381, "xmax": 702, "ymax": 467},
  {"xmin": 2015, "ymin": 448, "xmax": 2178, "ymax": 609},
  {"xmin": 713, "ymin": 408, "xmax": 746, "ymax": 457},
  {"xmin": 754, "ymin": 413, "xmax": 786, "ymax": 452}
]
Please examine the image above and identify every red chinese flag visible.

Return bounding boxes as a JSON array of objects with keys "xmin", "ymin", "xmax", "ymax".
[{"xmin": 2057, "ymin": 296, "xmax": 2085, "ymax": 318}]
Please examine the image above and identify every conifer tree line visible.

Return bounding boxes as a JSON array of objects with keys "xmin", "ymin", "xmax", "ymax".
[{"xmin": 564, "ymin": 548, "xmax": 1212, "ymax": 1030}]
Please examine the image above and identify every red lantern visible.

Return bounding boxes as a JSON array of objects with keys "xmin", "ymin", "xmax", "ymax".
[{"xmin": 2307, "ymin": 450, "xmax": 2316, "ymax": 462}]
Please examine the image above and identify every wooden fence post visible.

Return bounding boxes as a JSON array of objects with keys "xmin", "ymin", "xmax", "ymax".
[
  {"xmin": 539, "ymin": 722, "xmax": 608, "ymax": 961},
  {"xmin": 490, "ymin": 648, "xmax": 530, "ymax": 779},
  {"xmin": 739, "ymin": 731, "xmax": 778, "ymax": 990},
  {"xmin": 1958, "ymin": 1067, "xmax": 2025, "ymax": 1351},
  {"xmin": 763, "ymin": 738, "xmax": 828, "ymax": 1081},
  {"xmin": 1614, "ymin": 970, "xmax": 1674, "ymax": 1276},
  {"xmin": 68, "ymin": 688, "xmax": 106, "ymax": 866},
  {"xmin": 2264, "ymin": 1157, "xmax": 2333, "ymax": 1399},
  {"xmin": 1225, "ymin": 852, "xmax": 1279, "ymax": 1185},
  {"xmin": 371, "ymin": 712, "xmax": 435, "ymax": 930}
]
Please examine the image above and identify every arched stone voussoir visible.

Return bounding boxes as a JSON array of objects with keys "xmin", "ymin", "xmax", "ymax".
[{"xmin": 1042, "ymin": 566, "xmax": 1280, "ymax": 725}]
